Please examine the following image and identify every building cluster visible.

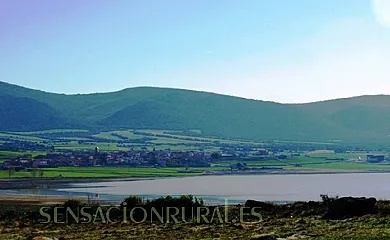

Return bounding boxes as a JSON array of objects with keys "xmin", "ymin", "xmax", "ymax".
[
  {"xmin": 366, "ymin": 154, "xmax": 386, "ymax": 163},
  {"xmin": 1, "ymin": 148, "xmax": 216, "ymax": 170}
]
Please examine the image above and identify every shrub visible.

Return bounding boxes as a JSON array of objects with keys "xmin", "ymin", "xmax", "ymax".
[
  {"xmin": 121, "ymin": 196, "xmax": 144, "ymax": 209},
  {"xmin": 320, "ymin": 194, "xmax": 339, "ymax": 206},
  {"xmin": 63, "ymin": 199, "xmax": 86, "ymax": 210},
  {"xmin": 121, "ymin": 195, "xmax": 205, "ymax": 222},
  {"xmin": 145, "ymin": 195, "xmax": 204, "ymax": 209}
]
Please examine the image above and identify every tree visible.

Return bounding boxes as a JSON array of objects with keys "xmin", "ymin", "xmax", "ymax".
[
  {"xmin": 121, "ymin": 196, "xmax": 144, "ymax": 209},
  {"xmin": 8, "ymin": 167, "xmax": 15, "ymax": 178},
  {"xmin": 210, "ymin": 152, "xmax": 221, "ymax": 160},
  {"xmin": 236, "ymin": 162, "xmax": 243, "ymax": 170},
  {"xmin": 31, "ymin": 167, "xmax": 38, "ymax": 178},
  {"xmin": 39, "ymin": 168, "xmax": 44, "ymax": 178}
]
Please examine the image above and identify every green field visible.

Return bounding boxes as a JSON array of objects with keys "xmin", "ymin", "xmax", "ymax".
[
  {"xmin": 111, "ymin": 130, "xmax": 144, "ymax": 140},
  {"xmin": 2, "ymin": 128, "xmax": 390, "ymax": 179},
  {"xmin": 137, "ymin": 129, "xmax": 262, "ymax": 145},
  {"xmin": 93, "ymin": 132, "xmax": 124, "ymax": 141},
  {"xmin": 0, "ymin": 150, "xmax": 47, "ymax": 158},
  {"xmin": 2, "ymin": 128, "xmax": 344, "ymax": 154},
  {"xmin": 0, "ymin": 132, "xmax": 45, "ymax": 142},
  {"xmin": 8, "ymin": 129, "xmax": 89, "ymax": 135},
  {"xmin": 299, "ymin": 162, "xmax": 390, "ymax": 171},
  {"xmin": 54, "ymin": 141, "xmax": 128, "ymax": 151},
  {"xmin": 305, "ymin": 150, "xmax": 388, "ymax": 160},
  {"xmin": 2, "ymin": 160, "xmax": 390, "ymax": 179},
  {"xmin": 0, "ymin": 166, "xmax": 209, "ymax": 178},
  {"xmin": 91, "ymin": 129, "xmax": 262, "ymax": 147},
  {"xmin": 215, "ymin": 156, "xmax": 390, "ymax": 172},
  {"xmin": 215, "ymin": 157, "xmax": 338, "ymax": 166}
]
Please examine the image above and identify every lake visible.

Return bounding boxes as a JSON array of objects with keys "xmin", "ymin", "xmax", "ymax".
[{"xmin": 3, "ymin": 173, "xmax": 390, "ymax": 204}]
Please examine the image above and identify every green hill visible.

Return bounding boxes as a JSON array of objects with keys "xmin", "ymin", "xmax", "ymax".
[
  {"xmin": 0, "ymin": 94, "xmax": 73, "ymax": 131},
  {"xmin": 1, "ymin": 81, "xmax": 389, "ymax": 144}
]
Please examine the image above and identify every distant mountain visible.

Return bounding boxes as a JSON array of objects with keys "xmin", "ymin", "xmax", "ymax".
[
  {"xmin": 0, "ymin": 94, "xmax": 73, "ymax": 131},
  {"xmin": 1, "ymin": 81, "xmax": 390, "ymax": 144}
]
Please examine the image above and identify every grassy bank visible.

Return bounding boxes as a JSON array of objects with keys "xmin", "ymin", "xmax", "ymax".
[
  {"xmin": 4, "ymin": 216, "xmax": 390, "ymax": 239},
  {"xmin": 0, "ymin": 166, "xmax": 208, "ymax": 178},
  {"xmin": 2, "ymin": 163, "xmax": 390, "ymax": 180},
  {"xmin": 1, "ymin": 198, "xmax": 390, "ymax": 239}
]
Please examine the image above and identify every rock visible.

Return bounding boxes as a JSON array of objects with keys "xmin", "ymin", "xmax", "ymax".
[{"xmin": 323, "ymin": 197, "xmax": 376, "ymax": 220}]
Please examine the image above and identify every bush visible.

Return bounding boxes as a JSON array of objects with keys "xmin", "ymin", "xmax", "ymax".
[
  {"xmin": 120, "ymin": 195, "xmax": 204, "ymax": 222},
  {"xmin": 376, "ymin": 200, "xmax": 390, "ymax": 215},
  {"xmin": 63, "ymin": 199, "xmax": 86, "ymax": 210},
  {"xmin": 320, "ymin": 194, "xmax": 339, "ymax": 206},
  {"xmin": 121, "ymin": 196, "xmax": 144, "ymax": 208},
  {"xmin": 145, "ymin": 195, "xmax": 204, "ymax": 209}
]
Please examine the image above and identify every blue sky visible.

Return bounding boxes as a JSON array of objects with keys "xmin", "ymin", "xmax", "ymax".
[{"xmin": 1, "ymin": 0, "xmax": 390, "ymax": 103}]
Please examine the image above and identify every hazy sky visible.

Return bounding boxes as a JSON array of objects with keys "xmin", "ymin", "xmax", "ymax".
[{"xmin": 1, "ymin": 0, "xmax": 390, "ymax": 103}]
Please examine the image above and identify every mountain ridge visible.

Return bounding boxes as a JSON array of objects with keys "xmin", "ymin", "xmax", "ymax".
[
  {"xmin": 1, "ymin": 81, "xmax": 390, "ymax": 144},
  {"xmin": 4, "ymin": 80, "xmax": 388, "ymax": 105}
]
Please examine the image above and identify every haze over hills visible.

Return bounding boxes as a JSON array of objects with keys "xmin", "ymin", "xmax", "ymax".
[{"xmin": 1, "ymin": 81, "xmax": 390, "ymax": 144}]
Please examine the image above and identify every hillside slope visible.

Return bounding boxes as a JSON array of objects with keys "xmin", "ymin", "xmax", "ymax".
[
  {"xmin": 0, "ymin": 81, "xmax": 389, "ymax": 143},
  {"xmin": 0, "ymin": 95, "xmax": 73, "ymax": 131}
]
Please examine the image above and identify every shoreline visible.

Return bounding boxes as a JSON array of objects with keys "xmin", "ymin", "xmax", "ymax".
[
  {"xmin": 0, "ymin": 194, "xmax": 88, "ymax": 205},
  {"xmin": 0, "ymin": 177, "xmax": 147, "ymax": 190},
  {"xmin": 2, "ymin": 169, "xmax": 390, "ymax": 190},
  {"xmin": 2, "ymin": 171, "xmax": 390, "ymax": 206}
]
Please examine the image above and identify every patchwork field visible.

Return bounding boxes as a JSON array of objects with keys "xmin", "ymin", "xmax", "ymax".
[{"xmin": 0, "ymin": 128, "xmax": 389, "ymax": 179}]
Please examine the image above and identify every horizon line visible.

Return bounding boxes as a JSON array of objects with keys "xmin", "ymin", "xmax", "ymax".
[{"xmin": 1, "ymin": 80, "xmax": 389, "ymax": 105}]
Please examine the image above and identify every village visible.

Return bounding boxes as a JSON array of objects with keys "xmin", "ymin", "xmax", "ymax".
[
  {"xmin": 1, "ymin": 135, "xmax": 388, "ymax": 178},
  {"xmin": 0, "ymin": 144, "xmax": 281, "ymax": 172},
  {"xmin": 2, "ymin": 147, "xmax": 211, "ymax": 169}
]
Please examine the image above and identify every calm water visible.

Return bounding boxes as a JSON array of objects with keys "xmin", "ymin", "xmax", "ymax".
[{"xmin": 4, "ymin": 173, "xmax": 390, "ymax": 204}]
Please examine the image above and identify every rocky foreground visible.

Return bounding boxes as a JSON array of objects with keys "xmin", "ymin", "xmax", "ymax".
[{"xmin": 1, "ymin": 197, "xmax": 390, "ymax": 240}]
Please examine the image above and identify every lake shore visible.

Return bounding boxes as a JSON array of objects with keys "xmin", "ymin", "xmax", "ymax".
[
  {"xmin": 0, "ymin": 177, "xmax": 145, "ymax": 190},
  {"xmin": 2, "ymin": 168, "xmax": 390, "ymax": 190},
  {"xmin": 0, "ymin": 194, "xmax": 85, "ymax": 205}
]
